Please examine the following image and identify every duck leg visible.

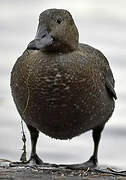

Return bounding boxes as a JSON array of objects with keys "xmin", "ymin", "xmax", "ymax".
[
  {"xmin": 88, "ymin": 124, "xmax": 105, "ymax": 166},
  {"xmin": 65, "ymin": 124, "xmax": 105, "ymax": 170},
  {"xmin": 26, "ymin": 124, "xmax": 43, "ymax": 165},
  {"xmin": 26, "ymin": 124, "xmax": 60, "ymax": 167},
  {"xmin": 10, "ymin": 124, "xmax": 43, "ymax": 166}
]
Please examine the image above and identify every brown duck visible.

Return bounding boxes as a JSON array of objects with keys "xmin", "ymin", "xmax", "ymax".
[{"xmin": 11, "ymin": 9, "xmax": 117, "ymax": 169}]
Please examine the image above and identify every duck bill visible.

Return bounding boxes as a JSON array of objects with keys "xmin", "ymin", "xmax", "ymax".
[{"xmin": 27, "ymin": 25, "xmax": 53, "ymax": 50}]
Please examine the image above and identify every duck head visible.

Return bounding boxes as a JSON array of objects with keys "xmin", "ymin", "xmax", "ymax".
[{"xmin": 27, "ymin": 9, "xmax": 79, "ymax": 52}]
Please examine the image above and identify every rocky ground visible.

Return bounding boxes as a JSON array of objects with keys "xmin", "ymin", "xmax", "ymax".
[{"xmin": 0, "ymin": 160, "xmax": 126, "ymax": 180}]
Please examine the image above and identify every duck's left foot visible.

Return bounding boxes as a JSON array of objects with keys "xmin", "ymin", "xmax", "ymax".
[{"xmin": 65, "ymin": 158, "xmax": 97, "ymax": 170}]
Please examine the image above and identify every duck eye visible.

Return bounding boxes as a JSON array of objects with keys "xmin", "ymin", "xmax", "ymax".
[{"xmin": 56, "ymin": 19, "xmax": 62, "ymax": 24}]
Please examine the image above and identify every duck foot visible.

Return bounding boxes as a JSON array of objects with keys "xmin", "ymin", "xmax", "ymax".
[
  {"xmin": 10, "ymin": 154, "xmax": 43, "ymax": 166},
  {"xmin": 10, "ymin": 154, "xmax": 60, "ymax": 168},
  {"xmin": 27, "ymin": 154, "xmax": 43, "ymax": 165},
  {"xmin": 62, "ymin": 159, "xmax": 97, "ymax": 170},
  {"xmin": 27, "ymin": 154, "xmax": 59, "ymax": 167}
]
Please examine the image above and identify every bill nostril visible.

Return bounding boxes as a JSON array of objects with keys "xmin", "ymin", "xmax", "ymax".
[{"xmin": 41, "ymin": 34, "xmax": 55, "ymax": 42}]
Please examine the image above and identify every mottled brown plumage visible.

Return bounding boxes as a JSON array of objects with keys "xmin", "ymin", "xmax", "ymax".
[{"xmin": 11, "ymin": 9, "xmax": 116, "ymax": 169}]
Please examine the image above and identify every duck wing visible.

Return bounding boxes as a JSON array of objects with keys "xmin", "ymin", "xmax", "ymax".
[{"xmin": 105, "ymin": 68, "xmax": 117, "ymax": 100}]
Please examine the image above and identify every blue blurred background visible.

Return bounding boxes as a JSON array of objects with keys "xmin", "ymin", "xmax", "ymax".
[{"xmin": 0, "ymin": 0, "xmax": 126, "ymax": 168}]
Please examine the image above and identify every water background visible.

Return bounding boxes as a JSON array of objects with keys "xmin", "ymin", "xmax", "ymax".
[{"xmin": 0, "ymin": 0, "xmax": 126, "ymax": 169}]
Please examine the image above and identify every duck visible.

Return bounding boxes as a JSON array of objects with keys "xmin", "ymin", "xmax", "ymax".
[{"xmin": 10, "ymin": 8, "xmax": 117, "ymax": 169}]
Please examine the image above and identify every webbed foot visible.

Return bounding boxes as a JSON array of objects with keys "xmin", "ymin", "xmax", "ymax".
[
  {"xmin": 27, "ymin": 154, "xmax": 43, "ymax": 165},
  {"xmin": 64, "ymin": 158, "xmax": 97, "ymax": 170},
  {"xmin": 10, "ymin": 154, "xmax": 43, "ymax": 166}
]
